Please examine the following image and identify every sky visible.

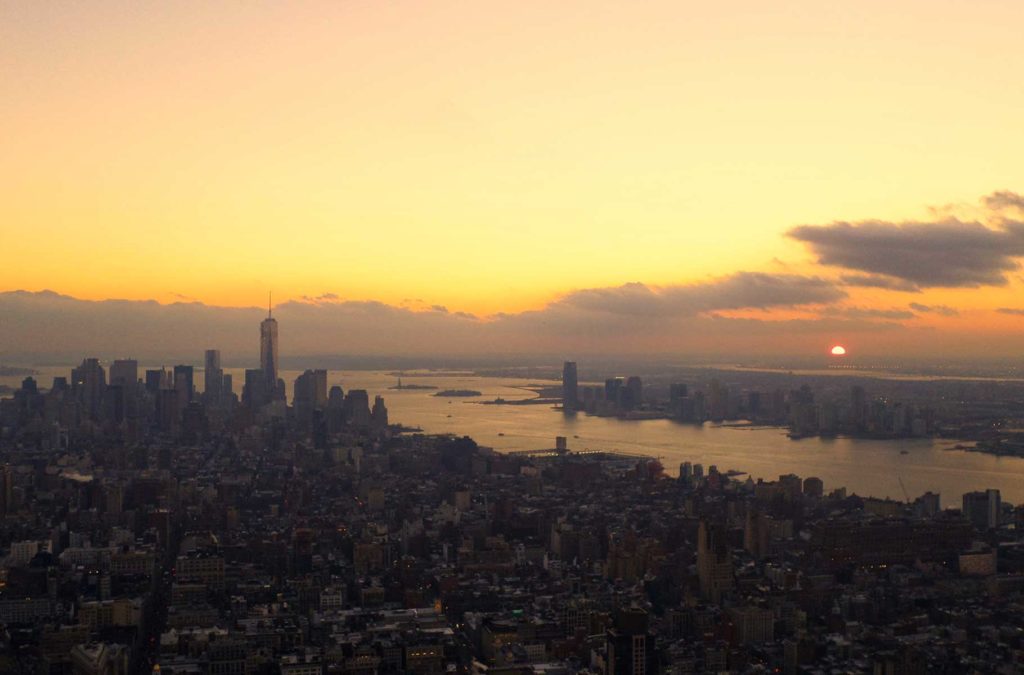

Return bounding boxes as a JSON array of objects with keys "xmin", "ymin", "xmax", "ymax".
[{"xmin": 3, "ymin": 1, "xmax": 1024, "ymax": 360}]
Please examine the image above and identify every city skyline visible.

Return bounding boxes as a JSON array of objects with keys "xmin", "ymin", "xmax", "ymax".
[
  {"xmin": 6, "ymin": 4, "xmax": 1024, "ymax": 673},
  {"xmin": 4, "ymin": 2, "xmax": 1024, "ymax": 360}
]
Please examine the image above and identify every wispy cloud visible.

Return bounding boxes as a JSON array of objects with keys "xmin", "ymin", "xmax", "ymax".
[
  {"xmin": 984, "ymin": 190, "xmax": 1024, "ymax": 213},
  {"xmin": 838, "ymin": 274, "xmax": 921, "ymax": 292},
  {"xmin": 909, "ymin": 302, "xmax": 959, "ymax": 317}
]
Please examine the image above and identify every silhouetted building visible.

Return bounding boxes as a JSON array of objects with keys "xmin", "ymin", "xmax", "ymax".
[
  {"xmin": 562, "ymin": 361, "xmax": 578, "ymax": 412},
  {"xmin": 697, "ymin": 520, "xmax": 733, "ymax": 602},
  {"xmin": 242, "ymin": 369, "xmax": 267, "ymax": 410},
  {"xmin": 260, "ymin": 303, "xmax": 279, "ymax": 399},
  {"xmin": 156, "ymin": 387, "xmax": 179, "ymax": 433},
  {"xmin": 204, "ymin": 349, "xmax": 223, "ymax": 405},
  {"xmin": 0, "ymin": 464, "xmax": 12, "ymax": 517},
  {"xmin": 294, "ymin": 369, "xmax": 328, "ymax": 428},
  {"xmin": 915, "ymin": 491, "xmax": 941, "ymax": 518},
  {"xmin": 173, "ymin": 364, "xmax": 194, "ymax": 404},
  {"xmin": 803, "ymin": 477, "xmax": 824, "ymax": 498},
  {"xmin": 963, "ymin": 489, "xmax": 1001, "ymax": 530},
  {"xmin": 145, "ymin": 368, "xmax": 169, "ymax": 395},
  {"xmin": 326, "ymin": 385, "xmax": 345, "ymax": 433},
  {"xmin": 72, "ymin": 358, "xmax": 106, "ymax": 421},
  {"xmin": 605, "ymin": 377, "xmax": 623, "ymax": 404},
  {"xmin": 625, "ymin": 376, "xmax": 643, "ymax": 409},
  {"xmin": 344, "ymin": 389, "xmax": 371, "ymax": 427},
  {"xmin": 606, "ymin": 607, "xmax": 658, "ymax": 675},
  {"xmin": 109, "ymin": 359, "xmax": 137, "ymax": 387},
  {"xmin": 371, "ymin": 395, "xmax": 389, "ymax": 429}
]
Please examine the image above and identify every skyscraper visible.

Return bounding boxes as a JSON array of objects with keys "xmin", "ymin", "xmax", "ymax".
[
  {"xmin": 0, "ymin": 464, "xmax": 12, "ymax": 517},
  {"xmin": 625, "ymin": 376, "xmax": 643, "ymax": 409},
  {"xmin": 697, "ymin": 520, "xmax": 734, "ymax": 602},
  {"xmin": 204, "ymin": 349, "xmax": 223, "ymax": 405},
  {"xmin": 605, "ymin": 377, "xmax": 623, "ymax": 404},
  {"xmin": 145, "ymin": 368, "xmax": 169, "ymax": 394},
  {"xmin": 963, "ymin": 489, "xmax": 1001, "ymax": 530},
  {"xmin": 562, "ymin": 361, "xmax": 578, "ymax": 412},
  {"xmin": 606, "ymin": 607, "xmax": 658, "ymax": 675},
  {"xmin": 260, "ymin": 299, "xmax": 279, "ymax": 397},
  {"xmin": 242, "ymin": 369, "xmax": 267, "ymax": 409},
  {"xmin": 72, "ymin": 358, "xmax": 106, "ymax": 421},
  {"xmin": 173, "ymin": 365, "xmax": 194, "ymax": 404},
  {"xmin": 109, "ymin": 359, "xmax": 138, "ymax": 387},
  {"xmin": 293, "ymin": 369, "xmax": 328, "ymax": 428}
]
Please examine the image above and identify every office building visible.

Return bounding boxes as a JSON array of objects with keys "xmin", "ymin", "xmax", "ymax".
[
  {"xmin": 145, "ymin": 368, "xmax": 169, "ymax": 394},
  {"xmin": 605, "ymin": 377, "xmax": 623, "ymax": 404},
  {"xmin": 963, "ymin": 489, "xmax": 1001, "ymax": 530},
  {"xmin": 173, "ymin": 365, "xmax": 194, "ymax": 404},
  {"xmin": 260, "ymin": 302, "xmax": 279, "ymax": 397},
  {"xmin": 344, "ymin": 389, "xmax": 371, "ymax": 427},
  {"xmin": 243, "ymin": 369, "xmax": 267, "ymax": 409},
  {"xmin": 71, "ymin": 358, "xmax": 106, "ymax": 420},
  {"xmin": 562, "ymin": 361, "xmax": 578, "ymax": 411},
  {"xmin": 371, "ymin": 395, "xmax": 389, "ymax": 428},
  {"xmin": 697, "ymin": 520, "xmax": 734, "ymax": 602},
  {"xmin": 625, "ymin": 376, "xmax": 643, "ymax": 408},
  {"xmin": 294, "ymin": 369, "xmax": 328, "ymax": 427},
  {"xmin": 204, "ymin": 349, "xmax": 223, "ymax": 405},
  {"xmin": 606, "ymin": 607, "xmax": 658, "ymax": 675},
  {"xmin": 109, "ymin": 359, "xmax": 138, "ymax": 387}
]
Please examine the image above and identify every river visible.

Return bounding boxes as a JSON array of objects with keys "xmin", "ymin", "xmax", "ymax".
[{"xmin": 5, "ymin": 366, "xmax": 1024, "ymax": 505}]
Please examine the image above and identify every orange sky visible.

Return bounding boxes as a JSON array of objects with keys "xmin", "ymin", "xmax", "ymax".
[{"xmin": 3, "ymin": 1, "xmax": 1024, "ymax": 345}]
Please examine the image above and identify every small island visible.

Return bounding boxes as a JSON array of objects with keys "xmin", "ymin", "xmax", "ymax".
[
  {"xmin": 483, "ymin": 397, "xmax": 561, "ymax": 406},
  {"xmin": 433, "ymin": 389, "xmax": 482, "ymax": 397},
  {"xmin": 389, "ymin": 381, "xmax": 438, "ymax": 390}
]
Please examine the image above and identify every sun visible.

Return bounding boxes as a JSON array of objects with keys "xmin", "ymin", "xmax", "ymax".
[{"xmin": 830, "ymin": 345, "xmax": 847, "ymax": 356}]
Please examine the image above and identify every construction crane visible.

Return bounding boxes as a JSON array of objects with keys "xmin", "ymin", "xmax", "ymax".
[{"xmin": 897, "ymin": 475, "xmax": 910, "ymax": 503}]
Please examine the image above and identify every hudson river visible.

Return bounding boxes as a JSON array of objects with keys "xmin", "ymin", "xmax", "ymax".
[
  {"xmin": 6, "ymin": 367, "xmax": 1024, "ymax": 504},
  {"xmin": 288, "ymin": 370, "xmax": 1024, "ymax": 504}
]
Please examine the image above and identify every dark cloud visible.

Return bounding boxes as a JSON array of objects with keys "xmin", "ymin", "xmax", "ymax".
[
  {"xmin": 554, "ymin": 273, "xmax": 845, "ymax": 317},
  {"xmin": 0, "ymin": 280, "xmax": 889, "ymax": 361},
  {"xmin": 909, "ymin": 302, "xmax": 959, "ymax": 317},
  {"xmin": 829, "ymin": 306, "xmax": 915, "ymax": 320},
  {"xmin": 838, "ymin": 274, "xmax": 921, "ymax": 292},
  {"xmin": 789, "ymin": 219, "xmax": 1024, "ymax": 288},
  {"xmin": 430, "ymin": 305, "xmax": 449, "ymax": 313},
  {"xmin": 984, "ymin": 190, "xmax": 1024, "ymax": 212},
  {"xmin": 996, "ymin": 307, "xmax": 1024, "ymax": 316}
]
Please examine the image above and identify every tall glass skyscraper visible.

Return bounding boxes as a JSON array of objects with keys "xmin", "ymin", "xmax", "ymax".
[
  {"xmin": 562, "ymin": 361, "xmax": 578, "ymax": 412},
  {"xmin": 260, "ymin": 301, "xmax": 279, "ymax": 394}
]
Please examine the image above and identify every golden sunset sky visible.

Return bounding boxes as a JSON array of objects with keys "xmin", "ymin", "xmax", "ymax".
[{"xmin": 3, "ymin": 1, "xmax": 1024, "ymax": 357}]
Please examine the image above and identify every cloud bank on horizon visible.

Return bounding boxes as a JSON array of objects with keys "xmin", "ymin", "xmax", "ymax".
[
  {"xmin": 0, "ymin": 274, "xmax": 863, "ymax": 360},
  {"xmin": 4, "ymin": 190, "xmax": 1024, "ymax": 361}
]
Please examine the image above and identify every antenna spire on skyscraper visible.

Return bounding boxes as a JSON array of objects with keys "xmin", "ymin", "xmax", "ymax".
[{"xmin": 268, "ymin": 291, "xmax": 272, "ymax": 318}]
